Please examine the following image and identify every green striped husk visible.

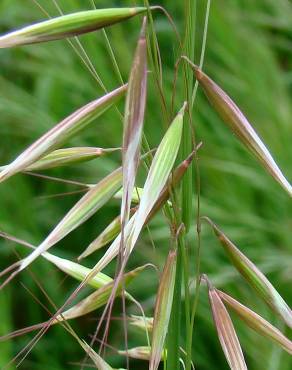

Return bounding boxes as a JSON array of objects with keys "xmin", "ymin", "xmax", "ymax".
[{"xmin": 0, "ymin": 8, "xmax": 146, "ymax": 48}]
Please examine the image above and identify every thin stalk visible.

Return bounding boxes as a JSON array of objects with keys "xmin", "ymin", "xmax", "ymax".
[
  {"xmin": 167, "ymin": 230, "xmax": 183, "ymax": 370},
  {"xmin": 166, "ymin": 2, "xmax": 209, "ymax": 369},
  {"xmin": 166, "ymin": 179, "xmax": 192, "ymax": 370},
  {"xmin": 102, "ymin": 28, "xmax": 125, "ymax": 85},
  {"xmin": 190, "ymin": 0, "xmax": 211, "ymax": 320},
  {"xmin": 51, "ymin": 0, "xmax": 107, "ymax": 90},
  {"xmin": 89, "ymin": 0, "xmax": 124, "ymax": 85},
  {"xmin": 192, "ymin": 0, "xmax": 211, "ymax": 104},
  {"xmin": 189, "ymin": 2, "xmax": 211, "ymax": 367},
  {"xmin": 181, "ymin": 0, "xmax": 197, "ymax": 235},
  {"xmin": 189, "ymin": 161, "xmax": 202, "ymax": 327},
  {"xmin": 47, "ymin": 0, "xmax": 153, "ymax": 168},
  {"xmin": 31, "ymin": 0, "xmax": 105, "ymax": 87},
  {"xmin": 166, "ymin": 2, "xmax": 199, "ymax": 367},
  {"xmin": 180, "ymin": 2, "xmax": 197, "ymax": 369},
  {"xmin": 144, "ymin": 0, "xmax": 169, "ymax": 125},
  {"xmin": 170, "ymin": 187, "xmax": 193, "ymax": 365},
  {"xmin": 180, "ymin": 233, "xmax": 193, "ymax": 367}
]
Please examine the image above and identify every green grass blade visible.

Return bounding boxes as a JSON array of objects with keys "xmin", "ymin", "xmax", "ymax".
[
  {"xmin": 0, "ymin": 8, "xmax": 146, "ymax": 48},
  {"xmin": 0, "ymin": 85, "xmax": 126, "ymax": 183}
]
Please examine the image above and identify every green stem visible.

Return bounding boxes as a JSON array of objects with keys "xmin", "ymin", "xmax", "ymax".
[
  {"xmin": 180, "ymin": 233, "xmax": 193, "ymax": 368},
  {"xmin": 181, "ymin": 0, "xmax": 197, "ymax": 234},
  {"xmin": 144, "ymin": 0, "xmax": 169, "ymax": 125},
  {"xmin": 167, "ymin": 234, "xmax": 183, "ymax": 370}
]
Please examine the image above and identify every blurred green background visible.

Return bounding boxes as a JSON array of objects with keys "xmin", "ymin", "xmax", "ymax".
[{"xmin": 0, "ymin": 0, "xmax": 291, "ymax": 369}]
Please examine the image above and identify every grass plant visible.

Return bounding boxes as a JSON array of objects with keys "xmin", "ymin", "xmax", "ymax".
[{"xmin": 0, "ymin": 1, "xmax": 291, "ymax": 369}]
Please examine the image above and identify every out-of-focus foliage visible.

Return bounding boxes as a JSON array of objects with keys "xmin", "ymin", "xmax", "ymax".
[{"xmin": 0, "ymin": 1, "xmax": 291, "ymax": 369}]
